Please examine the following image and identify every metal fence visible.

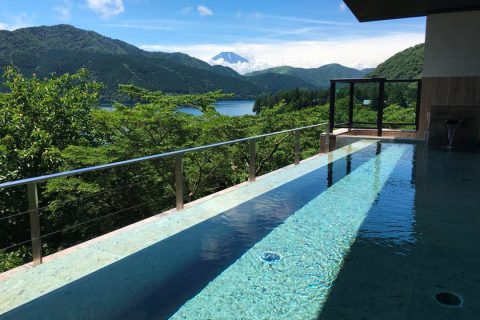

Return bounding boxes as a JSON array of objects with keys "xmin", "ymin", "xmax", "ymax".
[
  {"xmin": 329, "ymin": 78, "xmax": 422, "ymax": 136},
  {"xmin": 0, "ymin": 122, "xmax": 329, "ymax": 266}
]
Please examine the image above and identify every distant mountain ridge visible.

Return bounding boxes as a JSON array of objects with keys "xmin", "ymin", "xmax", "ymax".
[
  {"xmin": 212, "ymin": 52, "xmax": 248, "ymax": 64},
  {"xmin": 247, "ymin": 64, "xmax": 372, "ymax": 88},
  {"xmin": 0, "ymin": 24, "xmax": 424, "ymax": 101},
  {"xmin": 248, "ymin": 73, "xmax": 316, "ymax": 92},
  {"xmin": 0, "ymin": 25, "xmax": 260, "ymax": 100}
]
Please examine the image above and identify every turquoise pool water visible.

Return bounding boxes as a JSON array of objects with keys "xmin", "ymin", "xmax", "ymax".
[
  {"xmin": 3, "ymin": 142, "xmax": 480, "ymax": 319},
  {"xmin": 172, "ymin": 143, "xmax": 407, "ymax": 319}
]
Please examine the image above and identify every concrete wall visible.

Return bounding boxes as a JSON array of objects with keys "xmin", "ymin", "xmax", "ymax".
[
  {"xmin": 418, "ymin": 10, "xmax": 480, "ymax": 144},
  {"xmin": 424, "ymin": 10, "xmax": 480, "ymax": 77}
]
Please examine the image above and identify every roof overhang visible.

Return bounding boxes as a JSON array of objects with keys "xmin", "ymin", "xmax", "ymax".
[{"xmin": 344, "ymin": 0, "xmax": 480, "ymax": 22}]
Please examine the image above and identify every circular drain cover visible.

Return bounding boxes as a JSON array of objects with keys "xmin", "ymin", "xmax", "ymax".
[
  {"xmin": 261, "ymin": 252, "xmax": 281, "ymax": 263},
  {"xmin": 435, "ymin": 292, "xmax": 463, "ymax": 307}
]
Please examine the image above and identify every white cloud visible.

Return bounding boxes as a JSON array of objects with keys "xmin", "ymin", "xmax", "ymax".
[
  {"xmin": 54, "ymin": 0, "xmax": 72, "ymax": 22},
  {"xmin": 197, "ymin": 5, "xmax": 213, "ymax": 17},
  {"xmin": 0, "ymin": 13, "xmax": 33, "ymax": 31},
  {"xmin": 339, "ymin": 2, "xmax": 347, "ymax": 12},
  {"xmin": 86, "ymin": 0, "xmax": 124, "ymax": 19},
  {"xmin": 140, "ymin": 32, "xmax": 425, "ymax": 74}
]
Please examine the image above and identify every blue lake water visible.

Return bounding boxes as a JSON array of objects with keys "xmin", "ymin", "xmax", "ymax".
[
  {"xmin": 101, "ymin": 100, "xmax": 256, "ymax": 116},
  {"xmin": 178, "ymin": 100, "xmax": 255, "ymax": 116}
]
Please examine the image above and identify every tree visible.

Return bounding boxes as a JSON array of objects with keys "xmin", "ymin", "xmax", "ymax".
[
  {"xmin": 0, "ymin": 67, "xmax": 102, "ymax": 182},
  {"xmin": 0, "ymin": 68, "xmax": 102, "ymax": 269}
]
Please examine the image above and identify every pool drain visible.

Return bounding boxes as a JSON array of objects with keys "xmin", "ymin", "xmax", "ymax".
[
  {"xmin": 434, "ymin": 292, "xmax": 463, "ymax": 308},
  {"xmin": 261, "ymin": 252, "xmax": 281, "ymax": 263}
]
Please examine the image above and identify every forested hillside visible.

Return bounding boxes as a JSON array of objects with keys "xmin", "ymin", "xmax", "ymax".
[
  {"xmin": 0, "ymin": 24, "xmax": 426, "ymax": 103},
  {"xmin": 0, "ymin": 25, "xmax": 385, "ymax": 100},
  {"xmin": 368, "ymin": 44, "xmax": 424, "ymax": 79},
  {"xmin": 247, "ymin": 64, "xmax": 372, "ymax": 88},
  {"xmin": 248, "ymin": 73, "xmax": 315, "ymax": 92},
  {"xmin": 0, "ymin": 25, "xmax": 261, "ymax": 100}
]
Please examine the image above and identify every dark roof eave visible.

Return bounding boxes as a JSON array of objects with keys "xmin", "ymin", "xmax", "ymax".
[{"xmin": 344, "ymin": 0, "xmax": 480, "ymax": 22}]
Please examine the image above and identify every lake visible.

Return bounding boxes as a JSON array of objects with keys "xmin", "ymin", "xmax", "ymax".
[
  {"xmin": 178, "ymin": 100, "xmax": 256, "ymax": 116},
  {"xmin": 100, "ymin": 100, "xmax": 256, "ymax": 117}
]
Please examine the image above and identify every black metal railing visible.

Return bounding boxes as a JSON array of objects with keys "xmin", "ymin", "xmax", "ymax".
[{"xmin": 329, "ymin": 78, "xmax": 422, "ymax": 136}]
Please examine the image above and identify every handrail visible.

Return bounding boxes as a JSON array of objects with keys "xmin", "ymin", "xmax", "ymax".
[
  {"xmin": 0, "ymin": 122, "xmax": 329, "ymax": 266},
  {"xmin": 0, "ymin": 123, "xmax": 327, "ymax": 189}
]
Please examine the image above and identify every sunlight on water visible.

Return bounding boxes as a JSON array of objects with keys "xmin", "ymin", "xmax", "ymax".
[{"xmin": 171, "ymin": 145, "xmax": 407, "ymax": 319}]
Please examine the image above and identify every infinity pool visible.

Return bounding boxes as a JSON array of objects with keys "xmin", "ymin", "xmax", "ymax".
[{"xmin": 1, "ymin": 141, "xmax": 479, "ymax": 319}]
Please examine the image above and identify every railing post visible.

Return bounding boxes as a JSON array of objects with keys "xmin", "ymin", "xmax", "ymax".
[
  {"xmin": 27, "ymin": 183, "xmax": 42, "ymax": 265},
  {"xmin": 249, "ymin": 140, "xmax": 256, "ymax": 182},
  {"xmin": 377, "ymin": 79, "xmax": 385, "ymax": 137},
  {"xmin": 320, "ymin": 122, "xmax": 330, "ymax": 154},
  {"xmin": 326, "ymin": 121, "xmax": 331, "ymax": 152},
  {"xmin": 294, "ymin": 131, "xmax": 301, "ymax": 165},
  {"xmin": 329, "ymin": 80, "xmax": 336, "ymax": 133},
  {"xmin": 175, "ymin": 153, "xmax": 184, "ymax": 210},
  {"xmin": 348, "ymin": 82, "xmax": 354, "ymax": 130}
]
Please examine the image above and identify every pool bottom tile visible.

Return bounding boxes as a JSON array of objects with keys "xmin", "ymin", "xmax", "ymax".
[{"xmin": 171, "ymin": 145, "xmax": 407, "ymax": 319}]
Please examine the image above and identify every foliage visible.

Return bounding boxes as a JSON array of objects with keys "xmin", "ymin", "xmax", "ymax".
[
  {"xmin": 0, "ymin": 67, "xmax": 102, "ymax": 181},
  {"xmin": 368, "ymin": 44, "xmax": 424, "ymax": 79},
  {"xmin": 248, "ymin": 73, "xmax": 314, "ymax": 93},
  {"xmin": 254, "ymin": 88, "xmax": 330, "ymax": 113},
  {"xmin": 0, "ymin": 67, "xmax": 102, "ymax": 266},
  {"xmin": 0, "ymin": 249, "xmax": 27, "ymax": 273},
  {"xmin": 253, "ymin": 85, "xmax": 416, "ymax": 133}
]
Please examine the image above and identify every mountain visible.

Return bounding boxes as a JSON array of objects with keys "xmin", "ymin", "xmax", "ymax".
[
  {"xmin": 247, "ymin": 64, "xmax": 371, "ymax": 88},
  {"xmin": 368, "ymin": 44, "xmax": 424, "ymax": 79},
  {"xmin": 248, "ymin": 73, "xmax": 315, "ymax": 92},
  {"xmin": 212, "ymin": 52, "xmax": 248, "ymax": 64},
  {"xmin": 0, "ymin": 25, "xmax": 261, "ymax": 100},
  {"xmin": 0, "ymin": 24, "xmax": 425, "ymax": 102},
  {"xmin": 361, "ymin": 68, "xmax": 376, "ymax": 74}
]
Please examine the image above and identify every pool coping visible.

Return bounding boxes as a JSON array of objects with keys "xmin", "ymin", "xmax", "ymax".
[{"xmin": 0, "ymin": 140, "xmax": 377, "ymax": 315}]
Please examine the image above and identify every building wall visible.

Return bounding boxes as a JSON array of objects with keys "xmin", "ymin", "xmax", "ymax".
[
  {"xmin": 418, "ymin": 10, "xmax": 480, "ymax": 142},
  {"xmin": 423, "ymin": 10, "xmax": 480, "ymax": 77}
]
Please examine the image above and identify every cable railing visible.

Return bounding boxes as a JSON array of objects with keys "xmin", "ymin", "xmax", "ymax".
[{"xmin": 0, "ymin": 122, "xmax": 329, "ymax": 267}]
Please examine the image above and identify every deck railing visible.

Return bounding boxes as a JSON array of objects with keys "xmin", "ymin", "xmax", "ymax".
[
  {"xmin": 0, "ymin": 122, "xmax": 329, "ymax": 267},
  {"xmin": 329, "ymin": 78, "xmax": 422, "ymax": 136}
]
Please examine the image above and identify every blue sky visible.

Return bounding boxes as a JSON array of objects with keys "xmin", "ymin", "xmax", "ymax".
[{"xmin": 0, "ymin": 0, "xmax": 426, "ymax": 73}]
